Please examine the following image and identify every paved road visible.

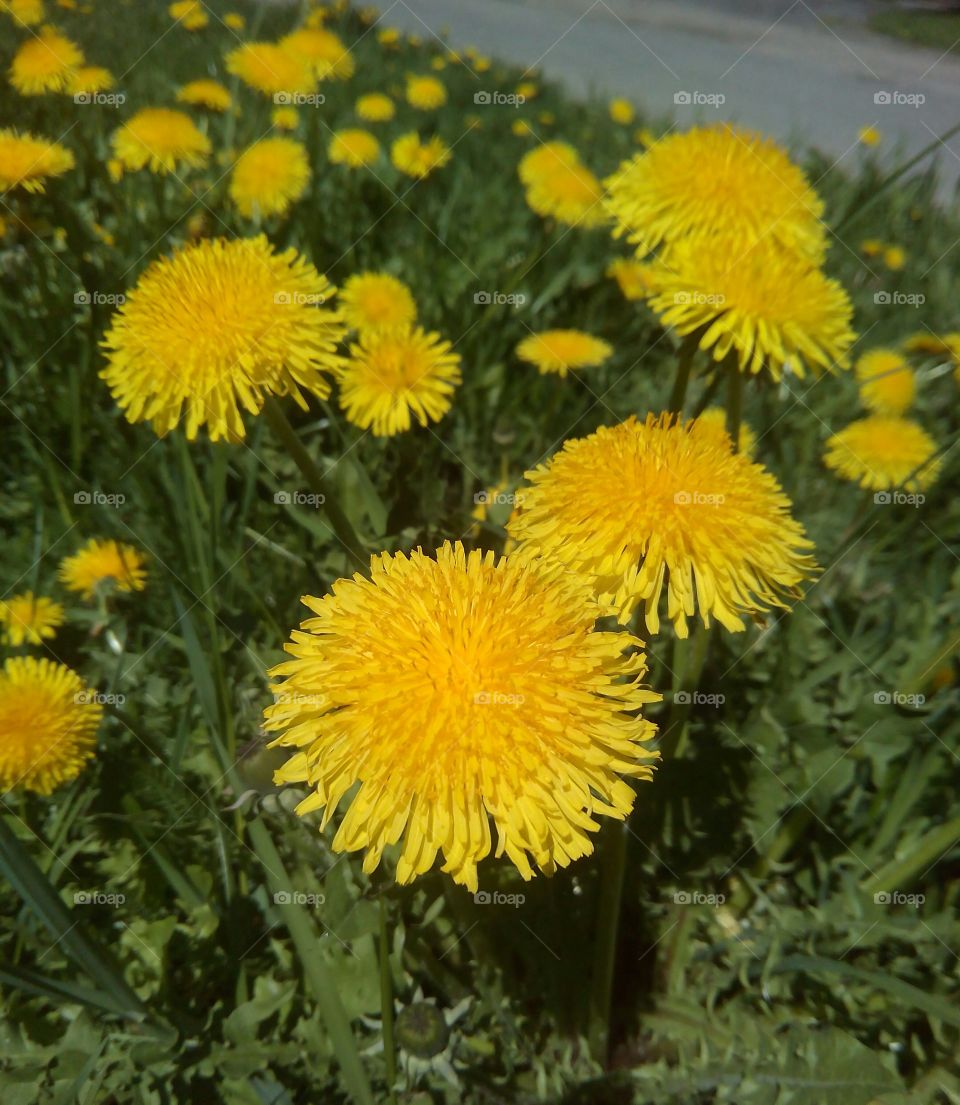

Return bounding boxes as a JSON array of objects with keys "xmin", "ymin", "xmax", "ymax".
[{"xmin": 377, "ymin": 0, "xmax": 960, "ymax": 199}]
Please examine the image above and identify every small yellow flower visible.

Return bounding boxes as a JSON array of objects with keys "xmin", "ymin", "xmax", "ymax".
[
  {"xmin": 858, "ymin": 125, "xmax": 881, "ymax": 147},
  {"xmin": 883, "ymin": 245, "xmax": 906, "ymax": 271},
  {"xmin": 516, "ymin": 82, "xmax": 537, "ymax": 100},
  {"xmin": 339, "ymin": 272, "xmax": 417, "ymax": 332},
  {"xmin": 226, "ymin": 42, "xmax": 317, "ymax": 97},
  {"xmin": 112, "ymin": 108, "xmax": 211, "ymax": 175},
  {"xmin": 606, "ymin": 257, "xmax": 654, "ymax": 301},
  {"xmin": 860, "ymin": 238, "xmax": 884, "ymax": 258},
  {"xmin": 512, "ymin": 119, "xmax": 533, "ymax": 137},
  {"xmin": 169, "ymin": 0, "xmax": 207, "ymax": 29},
  {"xmin": 271, "ymin": 105, "xmax": 299, "ymax": 130},
  {"xmin": 230, "ymin": 137, "xmax": 310, "ymax": 219},
  {"xmin": 609, "ymin": 97, "xmax": 634, "ymax": 124},
  {"xmin": 516, "ymin": 329, "xmax": 612, "ymax": 377},
  {"xmin": 0, "ymin": 656, "xmax": 102, "ymax": 795},
  {"xmin": 855, "ymin": 348, "xmax": 915, "ymax": 415},
  {"xmin": 634, "ymin": 126, "xmax": 657, "ymax": 147},
  {"xmin": 406, "ymin": 74, "xmax": 446, "ymax": 109},
  {"xmin": 59, "ymin": 538, "xmax": 147, "ymax": 600},
  {"xmin": 2, "ymin": 0, "xmax": 45, "ymax": 27},
  {"xmin": 282, "ymin": 28, "xmax": 355, "ymax": 81},
  {"xmin": 901, "ymin": 331, "xmax": 953, "ymax": 357},
  {"xmin": 519, "ymin": 141, "xmax": 606, "ymax": 228},
  {"xmin": 177, "ymin": 79, "xmax": 232, "ymax": 112},
  {"xmin": 430, "ymin": 55, "xmax": 447, "ymax": 71},
  {"xmin": 223, "ymin": 11, "xmax": 245, "ymax": 30},
  {"xmin": 377, "ymin": 26, "xmax": 400, "ymax": 47},
  {"xmin": 824, "ymin": 416, "xmax": 941, "ymax": 492},
  {"xmin": 329, "ymin": 128, "xmax": 380, "ymax": 169},
  {"xmin": 0, "ymin": 591, "xmax": 64, "ymax": 646},
  {"xmin": 67, "ymin": 65, "xmax": 114, "ymax": 95},
  {"xmin": 0, "ymin": 128, "xmax": 74, "ymax": 193},
  {"xmin": 9, "ymin": 25, "xmax": 83, "ymax": 95},
  {"xmin": 337, "ymin": 324, "xmax": 461, "ymax": 436},
  {"xmin": 356, "ymin": 91, "xmax": 395, "ymax": 122},
  {"xmin": 391, "ymin": 132, "xmax": 451, "ymax": 179}
]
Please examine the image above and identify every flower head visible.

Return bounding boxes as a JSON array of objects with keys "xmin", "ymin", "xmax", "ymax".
[
  {"xmin": 281, "ymin": 28, "xmax": 354, "ymax": 81},
  {"xmin": 111, "ymin": 108, "xmax": 210, "ymax": 175},
  {"xmin": 271, "ymin": 105, "xmax": 299, "ymax": 130},
  {"xmin": 59, "ymin": 538, "xmax": 147, "ymax": 600},
  {"xmin": 0, "ymin": 657, "xmax": 102, "ymax": 795},
  {"xmin": 169, "ymin": 0, "xmax": 207, "ymax": 29},
  {"xmin": 9, "ymin": 25, "xmax": 83, "ymax": 95},
  {"xmin": 67, "ymin": 66, "xmax": 114, "ymax": 95},
  {"xmin": 606, "ymin": 125, "xmax": 826, "ymax": 259},
  {"xmin": 224, "ymin": 12, "xmax": 244, "ymax": 30},
  {"xmin": 519, "ymin": 142, "xmax": 605, "ymax": 228},
  {"xmin": 609, "ymin": 98, "xmax": 634, "ymax": 124},
  {"xmin": 606, "ymin": 257, "xmax": 654, "ymax": 301},
  {"xmin": 177, "ymin": 79, "xmax": 232, "ymax": 112},
  {"xmin": 0, "ymin": 591, "xmax": 64, "ymax": 646},
  {"xmin": 855, "ymin": 348, "xmax": 915, "ymax": 414},
  {"xmin": 824, "ymin": 417, "xmax": 941, "ymax": 492},
  {"xmin": 329, "ymin": 128, "xmax": 380, "ymax": 169},
  {"xmin": 263, "ymin": 542, "xmax": 658, "ymax": 890},
  {"xmin": 100, "ymin": 236, "xmax": 346, "ymax": 442},
  {"xmin": 0, "ymin": 128, "xmax": 74, "ymax": 193},
  {"xmin": 3, "ymin": 0, "xmax": 46, "ymax": 27},
  {"xmin": 406, "ymin": 74, "xmax": 446, "ymax": 109},
  {"xmin": 509, "ymin": 414, "xmax": 817, "ymax": 636},
  {"xmin": 646, "ymin": 234, "xmax": 855, "ymax": 378},
  {"xmin": 225, "ymin": 42, "xmax": 317, "ymax": 97},
  {"xmin": 391, "ymin": 132, "xmax": 451, "ymax": 179},
  {"xmin": 516, "ymin": 329, "xmax": 612, "ymax": 377},
  {"xmin": 858, "ymin": 125, "xmax": 881, "ymax": 147},
  {"xmin": 229, "ymin": 137, "xmax": 310, "ymax": 218},
  {"xmin": 337, "ymin": 325, "xmax": 460, "ymax": 436},
  {"xmin": 338, "ymin": 272, "xmax": 416, "ymax": 332},
  {"xmin": 356, "ymin": 91, "xmax": 394, "ymax": 122}
]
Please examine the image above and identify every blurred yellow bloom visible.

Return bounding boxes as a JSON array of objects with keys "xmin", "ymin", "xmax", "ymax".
[
  {"xmin": 226, "ymin": 42, "xmax": 316, "ymax": 97},
  {"xmin": 391, "ymin": 131, "xmax": 451, "ymax": 178},
  {"xmin": 858, "ymin": 125, "xmax": 881, "ymax": 147},
  {"xmin": 67, "ymin": 65, "xmax": 114, "ymax": 95},
  {"xmin": 377, "ymin": 26, "xmax": 400, "ymax": 47},
  {"xmin": 223, "ymin": 11, "xmax": 244, "ymax": 30},
  {"xmin": 406, "ymin": 74, "xmax": 447, "ymax": 110},
  {"xmin": 271, "ymin": 105, "xmax": 299, "ymax": 130},
  {"xmin": 2, "ymin": 0, "xmax": 45, "ymax": 26},
  {"xmin": 609, "ymin": 97, "xmax": 634, "ymax": 124},
  {"xmin": 356, "ymin": 91, "xmax": 395, "ymax": 122},
  {"xmin": 606, "ymin": 257, "xmax": 654, "ymax": 301},
  {"xmin": 824, "ymin": 417, "xmax": 940, "ymax": 492},
  {"xmin": 169, "ymin": 0, "xmax": 207, "ymax": 29},
  {"xmin": 516, "ymin": 329, "xmax": 612, "ymax": 377},
  {"xmin": 512, "ymin": 119, "xmax": 533, "ymax": 137},
  {"xmin": 0, "ymin": 128, "xmax": 74, "ymax": 192},
  {"xmin": 177, "ymin": 79, "xmax": 232, "ymax": 112},
  {"xmin": 329, "ymin": 128, "xmax": 380, "ymax": 169},
  {"xmin": 339, "ymin": 271, "xmax": 416, "ymax": 332},
  {"xmin": 695, "ymin": 407, "xmax": 758, "ymax": 456},
  {"xmin": 430, "ymin": 55, "xmax": 447, "ymax": 70},
  {"xmin": 855, "ymin": 348, "xmax": 915, "ymax": 415},
  {"xmin": 112, "ymin": 108, "xmax": 210, "ymax": 175},
  {"xmin": 60, "ymin": 538, "xmax": 147, "ymax": 599},
  {"xmin": 282, "ymin": 28, "xmax": 355, "ymax": 81},
  {"xmin": 230, "ymin": 137, "xmax": 310, "ymax": 219},
  {"xmin": 0, "ymin": 591, "xmax": 64, "ymax": 646},
  {"xmin": 860, "ymin": 238, "xmax": 884, "ymax": 257},
  {"xmin": 519, "ymin": 141, "xmax": 606, "ymax": 228},
  {"xmin": 883, "ymin": 245, "xmax": 906, "ymax": 271},
  {"xmin": 9, "ymin": 25, "xmax": 84, "ymax": 95}
]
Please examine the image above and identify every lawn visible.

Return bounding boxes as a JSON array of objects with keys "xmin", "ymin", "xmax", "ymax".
[{"xmin": 1, "ymin": 1, "xmax": 958, "ymax": 1103}]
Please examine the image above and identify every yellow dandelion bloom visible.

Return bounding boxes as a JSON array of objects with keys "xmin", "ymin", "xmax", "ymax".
[
  {"xmin": 519, "ymin": 142, "xmax": 606, "ymax": 228},
  {"xmin": 111, "ymin": 108, "xmax": 210, "ymax": 175},
  {"xmin": 224, "ymin": 12, "xmax": 244, "ymax": 30},
  {"xmin": 2, "ymin": 0, "xmax": 46, "ymax": 27},
  {"xmin": 0, "ymin": 128, "xmax": 74, "ymax": 193},
  {"xmin": 0, "ymin": 591, "xmax": 64, "ymax": 647},
  {"xmin": 67, "ymin": 65, "xmax": 114, "ymax": 95},
  {"xmin": 824, "ymin": 417, "xmax": 941, "ymax": 492},
  {"xmin": 645, "ymin": 234, "xmax": 855, "ymax": 378},
  {"xmin": 855, "ymin": 348, "xmax": 915, "ymax": 415},
  {"xmin": 858, "ymin": 125, "xmax": 881, "ymax": 147},
  {"xmin": 516, "ymin": 329, "xmax": 612, "ymax": 377},
  {"xmin": 337, "ymin": 324, "xmax": 461, "ymax": 436},
  {"xmin": 339, "ymin": 271, "xmax": 416, "ymax": 332},
  {"xmin": 430, "ymin": 54, "xmax": 447, "ymax": 70},
  {"xmin": 518, "ymin": 140, "xmax": 578, "ymax": 185},
  {"xmin": 516, "ymin": 81, "xmax": 538, "ymax": 100},
  {"xmin": 177, "ymin": 79, "xmax": 232, "ymax": 112},
  {"xmin": 606, "ymin": 257, "xmax": 654, "ymax": 301},
  {"xmin": 329, "ymin": 128, "xmax": 380, "ymax": 169},
  {"xmin": 391, "ymin": 132, "xmax": 451, "ymax": 179},
  {"xmin": 695, "ymin": 407, "xmax": 758, "ymax": 456},
  {"xmin": 356, "ymin": 91, "xmax": 395, "ymax": 122},
  {"xmin": 883, "ymin": 245, "xmax": 906, "ymax": 271},
  {"xmin": 538, "ymin": 110, "xmax": 555, "ymax": 126},
  {"xmin": 605, "ymin": 124, "xmax": 826, "ymax": 260},
  {"xmin": 406, "ymin": 73, "xmax": 446, "ymax": 109},
  {"xmin": 378, "ymin": 26, "xmax": 400, "ymax": 47},
  {"xmin": 59, "ymin": 538, "xmax": 147, "ymax": 600},
  {"xmin": 9, "ymin": 25, "xmax": 83, "ymax": 95},
  {"xmin": 512, "ymin": 119, "xmax": 533, "ymax": 137},
  {"xmin": 271, "ymin": 105, "xmax": 299, "ymax": 130},
  {"xmin": 225, "ymin": 42, "xmax": 317, "ymax": 97},
  {"xmin": 860, "ymin": 238, "xmax": 884, "ymax": 258},
  {"xmin": 100, "ymin": 236, "xmax": 346, "ymax": 442},
  {"xmin": 609, "ymin": 97, "xmax": 634, "ymax": 124},
  {"xmin": 0, "ymin": 657, "xmax": 102, "ymax": 795},
  {"xmin": 509, "ymin": 414, "xmax": 817, "ymax": 636},
  {"xmin": 281, "ymin": 28, "xmax": 354, "ymax": 81},
  {"xmin": 229, "ymin": 137, "xmax": 310, "ymax": 219},
  {"xmin": 169, "ymin": 0, "xmax": 207, "ymax": 29},
  {"xmin": 263, "ymin": 542, "xmax": 659, "ymax": 891},
  {"xmin": 902, "ymin": 331, "xmax": 955, "ymax": 357}
]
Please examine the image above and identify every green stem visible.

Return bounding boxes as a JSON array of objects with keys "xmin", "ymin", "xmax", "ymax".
[
  {"xmin": 668, "ymin": 333, "xmax": 698, "ymax": 416},
  {"xmin": 587, "ymin": 820, "xmax": 628, "ymax": 1063},
  {"xmin": 725, "ymin": 359, "xmax": 743, "ymax": 452},
  {"xmin": 262, "ymin": 397, "xmax": 366, "ymax": 569},
  {"xmin": 380, "ymin": 895, "xmax": 398, "ymax": 1100},
  {"xmin": 659, "ymin": 619, "xmax": 711, "ymax": 761}
]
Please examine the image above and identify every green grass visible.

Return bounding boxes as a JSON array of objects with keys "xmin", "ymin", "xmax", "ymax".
[
  {"xmin": 1, "ymin": 2, "xmax": 959, "ymax": 1103},
  {"xmin": 871, "ymin": 9, "xmax": 960, "ymax": 54}
]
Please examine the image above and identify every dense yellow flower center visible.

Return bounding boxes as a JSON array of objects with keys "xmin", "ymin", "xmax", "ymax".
[
  {"xmin": 823, "ymin": 417, "xmax": 941, "ymax": 492},
  {"xmin": 59, "ymin": 538, "xmax": 147, "ymax": 600},
  {"xmin": 516, "ymin": 329, "xmax": 612, "ymax": 376},
  {"xmin": 229, "ymin": 137, "xmax": 310, "ymax": 218}
]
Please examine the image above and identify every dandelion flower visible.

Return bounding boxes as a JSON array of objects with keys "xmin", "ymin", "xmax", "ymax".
[
  {"xmin": 281, "ymin": 28, "xmax": 354, "ymax": 81},
  {"xmin": 605, "ymin": 125, "xmax": 826, "ymax": 260},
  {"xmin": 111, "ymin": 108, "xmax": 211, "ymax": 175},
  {"xmin": 645, "ymin": 234, "xmax": 855, "ymax": 378},
  {"xmin": 271, "ymin": 105, "xmax": 299, "ymax": 130},
  {"xmin": 406, "ymin": 74, "xmax": 446, "ymax": 109},
  {"xmin": 329, "ymin": 128, "xmax": 380, "ymax": 169},
  {"xmin": 337, "ymin": 324, "xmax": 460, "ymax": 436},
  {"xmin": 230, "ymin": 137, "xmax": 310, "ymax": 219},
  {"xmin": 860, "ymin": 238, "xmax": 884, "ymax": 258},
  {"xmin": 9, "ymin": 25, "xmax": 83, "ymax": 95},
  {"xmin": 263, "ymin": 542, "xmax": 659, "ymax": 891},
  {"xmin": 824, "ymin": 417, "xmax": 941, "ymax": 492},
  {"xmin": 67, "ymin": 65, "xmax": 114, "ymax": 95},
  {"xmin": 177, "ymin": 79, "xmax": 232, "ymax": 112},
  {"xmin": 226, "ymin": 42, "xmax": 317, "ymax": 97},
  {"xmin": 858, "ymin": 125, "xmax": 881, "ymax": 147},
  {"xmin": 224, "ymin": 12, "xmax": 244, "ymax": 31},
  {"xmin": 518, "ymin": 141, "xmax": 578, "ymax": 185},
  {"xmin": 509, "ymin": 413, "xmax": 817, "ymax": 636},
  {"xmin": 59, "ymin": 538, "xmax": 147, "ymax": 600},
  {"xmin": 391, "ymin": 132, "xmax": 451, "ymax": 179},
  {"xmin": 516, "ymin": 329, "xmax": 612, "ymax": 377},
  {"xmin": 339, "ymin": 272, "xmax": 416, "ymax": 332},
  {"xmin": 695, "ymin": 407, "xmax": 758, "ymax": 456},
  {"xmin": 0, "ymin": 657, "xmax": 102, "ymax": 795},
  {"xmin": 901, "ymin": 331, "xmax": 953, "ymax": 357},
  {"xmin": 606, "ymin": 257, "xmax": 654, "ymax": 301},
  {"xmin": 169, "ymin": 0, "xmax": 207, "ymax": 29},
  {"xmin": 3, "ymin": 0, "xmax": 45, "ymax": 27},
  {"xmin": 609, "ymin": 98, "xmax": 634, "ymax": 125},
  {"xmin": 100, "ymin": 236, "xmax": 346, "ymax": 442},
  {"xmin": 356, "ymin": 91, "xmax": 394, "ymax": 122},
  {"xmin": 883, "ymin": 245, "xmax": 905, "ymax": 271},
  {"xmin": 520, "ymin": 144, "xmax": 606, "ymax": 228},
  {"xmin": 0, "ymin": 591, "xmax": 64, "ymax": 646},
  {"xmin": 0, "ymin": 128, "xmax": 74, "ymax": 193},
  {"xmin": 855, "ymin": 348, "xmax": 915, "ymax": 415}
]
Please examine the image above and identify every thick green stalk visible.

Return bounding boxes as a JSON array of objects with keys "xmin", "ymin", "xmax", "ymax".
[
  {"xmin": 587, "ymin": 820, "xmax": 629, "ymax": 1064},
  {"xmin": 725, "ymin": 360, "xmax": 743, "ymax": 451},
  {"xmin": 668, "ymin": 333, "xmax": 699, "ymax": 415},
  {"xmin": 380, "ymin": 895, "xmax": 398, "ymax": 1101}
]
